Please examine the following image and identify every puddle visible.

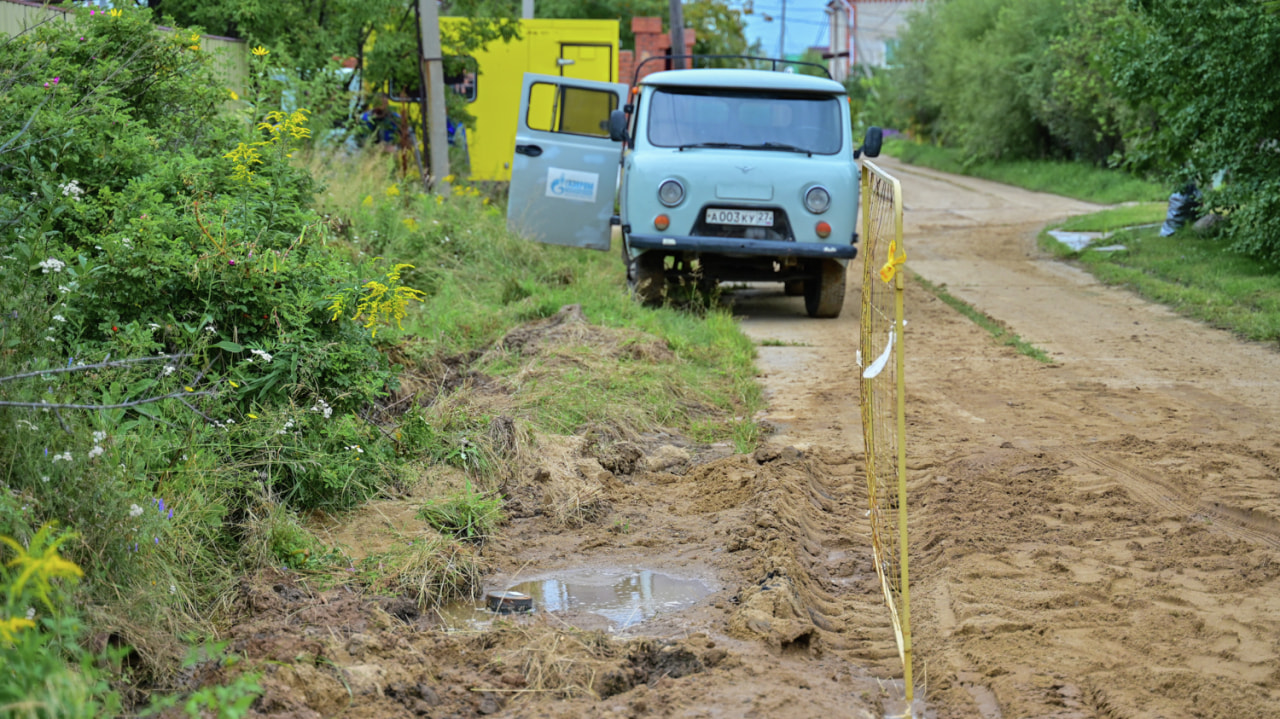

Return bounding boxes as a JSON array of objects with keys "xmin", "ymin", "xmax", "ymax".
[{"xmin": 436, "ymin": 569, "xmax": 712, "ymax": 631}]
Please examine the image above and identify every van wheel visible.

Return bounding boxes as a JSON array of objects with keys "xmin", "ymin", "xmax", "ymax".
[
  {"xmin": 804, "ymin": 259, "xmax": 846, "ymax": 318},
  {"xmin": 784, "ymin": 280, "xmax": 804, "ymax": 296},
  {"xmin": 628, "ymin": 252, "xmax": 665, "ymax": 305}
]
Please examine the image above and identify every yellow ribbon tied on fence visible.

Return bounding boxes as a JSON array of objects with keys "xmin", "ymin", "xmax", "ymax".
[{"xmin": 879, "ymin": 240, "xmax": 907, "ymax": 284}]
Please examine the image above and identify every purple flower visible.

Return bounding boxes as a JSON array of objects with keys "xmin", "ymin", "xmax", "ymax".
[
  {"xmin": 167, "ymin": 508, "xmax": 173, "ymax": 519},
  {"xmin": 154, "ymin": 536, "xmax": 159, "ymax": 544},
  {"xmin": 229, "ymin": 259, "xmax": 236, "ymax": 266},
  {"xmin": 158, "ymin": 498, "xmax": 165, "ymax": 512}
]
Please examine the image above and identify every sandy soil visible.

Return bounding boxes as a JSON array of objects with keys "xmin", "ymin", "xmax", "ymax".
[{"xmin": 228, "ymin": 159, "xmax": 1280, "ymax": 718}]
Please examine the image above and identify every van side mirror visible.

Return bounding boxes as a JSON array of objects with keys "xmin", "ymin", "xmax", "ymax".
[
  {"xmin": 608, "ymin": 109, "xmax": 628, "ymax": 143},
  {"xmin": 856, "ymin": 126, "xmax": 883, "ymax": 159}
]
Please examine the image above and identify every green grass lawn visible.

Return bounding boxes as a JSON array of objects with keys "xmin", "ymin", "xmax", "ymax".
[
  {"xmin": 883, "ymin": 139, "xmax": 1166, "ymax": 205},
  {"xmin": 1041, "ymin": 209, "xmax": 1280, "ymax": 344}
]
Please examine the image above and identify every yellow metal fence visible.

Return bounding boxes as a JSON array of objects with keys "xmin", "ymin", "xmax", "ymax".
[{"xmin": 859, "ymin": 159, "xmax": 914, "ymax": 707}]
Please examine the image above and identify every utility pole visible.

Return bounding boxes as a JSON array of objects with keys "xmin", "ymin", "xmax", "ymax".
[
  {"xmin": 779, "ymin": 0, "xmax": 786, "ymax": 58},
  {"xmin": 522, "ymin": 0, "xmax": 534, "ymax": 19},
  {"xmin": 668, "ymin": 0, "xmax": 685, "ymax": 69},
  {"xmin": 417, "ymin": 0, "xmax": 451, "ymax": 195}
]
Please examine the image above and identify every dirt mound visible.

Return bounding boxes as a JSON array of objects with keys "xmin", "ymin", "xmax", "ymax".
[{"xmin": 225, "ymin": 569, "xmax": 738, "ymax": 718}]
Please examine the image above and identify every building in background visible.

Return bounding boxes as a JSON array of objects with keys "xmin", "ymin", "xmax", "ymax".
[{"xmin": 824, "ymin": 0, "xmax": 924, "ymax": 81}]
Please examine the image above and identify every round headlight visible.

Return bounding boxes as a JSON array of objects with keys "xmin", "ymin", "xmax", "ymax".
[
  {"xmin": 804, "ymin": 186, "xmax": 831, "ymax": 214},
  {"xmin": 658, "ymin": 179, "xmax": 685, "ymax": 207}
]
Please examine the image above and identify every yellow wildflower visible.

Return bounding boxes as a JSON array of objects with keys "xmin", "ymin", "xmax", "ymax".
[
  {"xmin": 228, "ymin": 89, "xmax": 240, "ymax": 101},
  {"xmin": 248, "ymin": 413, "xmax": 258, "ymax": 419},
  {"xmin": 251, "ymin": 46, "xmax": 269, "ymax": 57},
  {"xmin": 442, "ymin": 174, "xmax": 455, "ymax": 183},
  {"xmin": 362, "ymin": 195, "xmax": 374, "ymax": 208},
  {"xmin": 108, "ymin": 8, "xmax": 122, "ymax": 18},
  {"xmin": 385, "ymin": 185, "xmax": 400, "ymax": 197},
  {"xmin": 0, "ymin": 617, "xmax": 35, "ymax": 644},
  {"xmin": 402, "ymin": 217, "xmax": 419, "ymax": 231}
]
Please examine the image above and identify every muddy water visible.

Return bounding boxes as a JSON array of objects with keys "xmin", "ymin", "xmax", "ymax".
[{"xmin": 435, "ymin": 569, "xmax": 712, "ymax": 631}]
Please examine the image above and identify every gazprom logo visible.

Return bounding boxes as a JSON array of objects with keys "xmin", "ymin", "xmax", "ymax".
[{"xmin": 545, "ymin": 167, "xmax": 598, "ymax": 203}]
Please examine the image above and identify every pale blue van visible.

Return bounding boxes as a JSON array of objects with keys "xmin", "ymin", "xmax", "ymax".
[{"xmin": 507, "ymin": 62, "xmax": 881, "ymax": 318}]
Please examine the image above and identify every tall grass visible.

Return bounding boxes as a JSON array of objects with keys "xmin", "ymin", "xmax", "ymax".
[{"xmin": 311, "ymin": 151, "xmax": 764, "ymax": 447}]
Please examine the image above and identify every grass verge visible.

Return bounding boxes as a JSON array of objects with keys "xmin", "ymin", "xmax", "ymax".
[
  {"xmin": 883, "ymin": 139, "xmax": 1165, "ymax": 205},
  {"xmin": 912, "ymin": 273, "xmax": 1053, "ymax": 362},
  {"xmin": 1040, "ymin": 211, "xmax": 1280, "ymax": 344}
]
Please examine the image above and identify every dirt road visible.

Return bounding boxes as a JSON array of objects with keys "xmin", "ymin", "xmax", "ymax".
[{"xmin": 237, "ymin": 160, "xmax": 1280, "ymax": 718}]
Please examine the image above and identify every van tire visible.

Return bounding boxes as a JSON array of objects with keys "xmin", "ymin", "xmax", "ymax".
[
  {"xmin": 629, "ymin": 252, "xmax": 665, "ymax": 305},
  {"xmin": 804, "ymin": 259, "xmax": 845, "ymax": 318}
]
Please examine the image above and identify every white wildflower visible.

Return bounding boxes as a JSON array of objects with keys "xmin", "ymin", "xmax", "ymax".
[
  {"xmin": 41, "ymin": 476, "xmax": 49, "ymax": 483},
  {"xmin": 148, "ymin": 323, "xmax": 160, "ymax": 330},
  {"xmin": 52, "ymin": 315, "xmax": 66, "ymax": 322},
  {"xmin": 249, "ymin": 348, "xmax": 273, "ymax": 363},
  {"xmin": 58, "ymin": 285, "xmax": 72, "ymax": 294},
  {"xmin": 51, "ymin": 451, "xmax": 72, "ymax": 463},
  {"xmin": 129, "ymin": 504, "xmax": 143, "ymax": 517},
  {"xmin": 58, "ymin": 180, "xmax": 84, "ymax": 201},
  {"xmin": 25, "ymin": 607, "xmax": 35, "ymax": 621},
  {"xmin": 163, "ymin": 365, "xmax": 175, "ymax": 376},
  {"xmin": 204, "ymin": 324, "xmax": 216, "ymax": 335},
  {"xmin": 88, "ymin": 445, "xmax": 104, "ymax": 459},
  {"xmin": 92, "ymin": 431, "xmax": 107, "ymax": 442},
  {"xmin": 120, "ymin": 237, "xmax": 132, "ymax": 248},
  {"xmin": 310, "ymin": 399, "xmax": 332, "ymax": 419},
  {"xmin": 37, "ymin": 258, "xmax": 66, "ymax": 274},
  {"xmin": 169, "ymin": 584, "xmax": 176, "ymax": 595}
]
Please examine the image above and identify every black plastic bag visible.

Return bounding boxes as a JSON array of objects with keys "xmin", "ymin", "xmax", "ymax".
[{"xmin": 1159, "ymin": 183, "xmax": 1201, "ymax": 237}]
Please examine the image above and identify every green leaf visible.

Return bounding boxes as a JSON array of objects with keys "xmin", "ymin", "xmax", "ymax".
[{"xmin": 213, "ymin": 341, "xmax": 244, "ymax": 353}]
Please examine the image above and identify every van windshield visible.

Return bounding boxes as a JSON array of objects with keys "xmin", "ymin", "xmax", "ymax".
[{"xmin": 646, "ymin": 88, "xmax": 844, "ymax": 155}]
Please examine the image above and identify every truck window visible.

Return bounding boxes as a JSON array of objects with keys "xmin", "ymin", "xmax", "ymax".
[
  {"xmin": 527, "ymin": 82, "xmax": 619, "ymax": 138},
  {"xmin": 647, "ymin": 88, "xmax": 843, "ymax": 155}
]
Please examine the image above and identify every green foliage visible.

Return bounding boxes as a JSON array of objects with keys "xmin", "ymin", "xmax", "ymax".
[
  {"xmin": 418, "ymin": 482, "xmax": 503, "ymax": 541},
  {"xmin": 1107, "ymin": 0, "xmax": 1280, "ymax": 261},
  {"xmin": 0, "ymin": 525, "xmax": 123, "ymax": 718},
  {"xmin": 884, "ymin": 0, "xmax": 1280, "ymax": 260}
]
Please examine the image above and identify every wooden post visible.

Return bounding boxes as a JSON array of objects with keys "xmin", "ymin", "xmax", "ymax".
[
  {"xmin": 417, "ymin": 0, "xmax": 451, "ymax": 194},
  {"xmin": 668, "ymin": 0, "xmax": 684, "ymax": 70}
]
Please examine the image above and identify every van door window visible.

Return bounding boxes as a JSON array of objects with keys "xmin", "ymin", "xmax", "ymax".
[{"xmin": 527, "ymin": 82, "xmax": 619, "ymax": 138}]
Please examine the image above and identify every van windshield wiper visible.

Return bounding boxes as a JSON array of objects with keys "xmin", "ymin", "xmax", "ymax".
[
  {"xmin": 755, "ymin": 142, "xmax": 812, "ymax": 156},
  {"xmin": 676, "ymin": 142, "xmax": 752, "ymax": 151}
]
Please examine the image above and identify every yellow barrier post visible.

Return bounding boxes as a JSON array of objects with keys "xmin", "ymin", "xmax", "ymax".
[{"xmin": 859, "ymin": 160, "xmax": 913, "ymax": 711}]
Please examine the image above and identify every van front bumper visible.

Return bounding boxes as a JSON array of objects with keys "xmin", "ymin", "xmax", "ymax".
[{"xmin": 627, "ymin": 233, "xmax": 857, "ymax": 260}]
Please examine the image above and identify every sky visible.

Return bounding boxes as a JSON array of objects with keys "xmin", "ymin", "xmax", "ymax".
[{"xmin": 739, "ymin": 1, "xmax": 833, "ymax": 58}]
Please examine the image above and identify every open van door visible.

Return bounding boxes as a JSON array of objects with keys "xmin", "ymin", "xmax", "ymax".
[{"xmin": 507, "ymin": 73, "xmax": 628, "ymax": 251}]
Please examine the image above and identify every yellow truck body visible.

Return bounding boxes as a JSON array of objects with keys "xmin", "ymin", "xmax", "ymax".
[{"xmin": 440, "ymin": 18, "xmax": 619, "ymax": 181}]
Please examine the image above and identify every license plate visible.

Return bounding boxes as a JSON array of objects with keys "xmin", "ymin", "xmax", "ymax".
[{"xmin": 705, "ymin": 208, "xmax": 773, "ymax": 226}]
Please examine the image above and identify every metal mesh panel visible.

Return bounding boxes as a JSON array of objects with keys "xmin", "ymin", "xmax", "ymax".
[{"xmin": 859, "ymin": 160, "xmax": 914, "ymax": 705}]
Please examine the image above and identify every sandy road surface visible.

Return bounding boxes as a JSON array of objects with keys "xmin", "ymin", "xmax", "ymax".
[
  {"xmin": 234, "ymin": 159, "xmax": 1279, "ymax": 719},
  {"xmin": 738, "ymin": 156, "xmax": 1280, "ymax": 717}
]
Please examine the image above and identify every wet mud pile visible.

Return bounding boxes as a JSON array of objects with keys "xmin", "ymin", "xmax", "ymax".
[{"xmin": 222, "ymin": 436, "xmax": 912, "ymax": 718}]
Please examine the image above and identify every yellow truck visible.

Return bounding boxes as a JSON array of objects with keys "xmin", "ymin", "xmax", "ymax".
[{"xmin": 409, "ymin": 18, "xmax": 619, "ymax": 182}]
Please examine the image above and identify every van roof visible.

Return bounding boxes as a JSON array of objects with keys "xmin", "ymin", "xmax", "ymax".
[{"xmin": 640, "ymin": 68, "xmax": 846, "ymax": 94}]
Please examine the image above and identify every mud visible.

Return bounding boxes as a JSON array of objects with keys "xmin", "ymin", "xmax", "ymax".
[{"xmin": 225, "ymin": 159, "xmax": 1279, "ymax": 717}]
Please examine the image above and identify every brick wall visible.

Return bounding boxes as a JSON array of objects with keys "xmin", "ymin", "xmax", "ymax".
[{"xmin": 618, "ymin": 16, "xmax": 697, "ymax": 86}]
